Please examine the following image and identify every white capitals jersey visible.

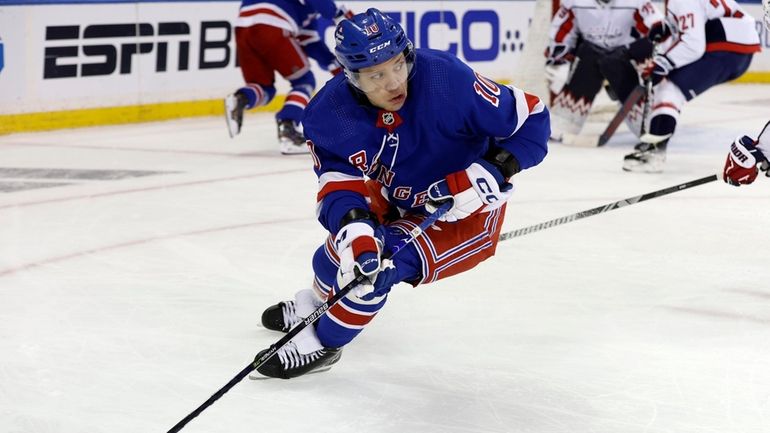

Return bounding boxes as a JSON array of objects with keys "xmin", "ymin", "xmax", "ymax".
[
  {"xmin": 661, "ymin": 0, "xmax": 761, "ymax": 68},
  {"xmin": 549, "ymin": 0, "xmax": 664, "ymax": 51}
]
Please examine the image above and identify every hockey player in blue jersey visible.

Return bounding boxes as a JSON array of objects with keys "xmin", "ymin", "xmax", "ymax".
[{"xmin": 252, "ymin": 9, "xmax": 550, "ymax": 379}]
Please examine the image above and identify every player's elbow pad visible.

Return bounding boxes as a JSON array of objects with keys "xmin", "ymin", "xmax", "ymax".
[{"xmin": 483, "ymin": 145, "xmax": 520, "ymax": 179}]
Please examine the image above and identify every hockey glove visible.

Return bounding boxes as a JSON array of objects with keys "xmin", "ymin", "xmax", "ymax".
[
  {"xmin": 643, "ymin": 55, "xmax": 674, "ymax": 86},
  {"xmin": 723, "ymin": 135, "xmax": 769, "ymax": 186},
  {"xmin": 545, "ymin": 62, "xmax": 570, "ymax": 94},
  {"xmin": 647, "ymin": 21, "xmax": 672, "ymax": 43},
  {"xmin": 426, "ymin": 160, "xmax": 513, "ymax": 223},
  {"xmin": 334, "ymin": 221, "xmax": 396, "ymax": 300},
  {"xmin": 545, "ymin": 44, "xmax": 574, "ymax": 66}
]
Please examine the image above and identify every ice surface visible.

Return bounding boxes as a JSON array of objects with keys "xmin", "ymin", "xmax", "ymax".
[{"xmin": 1, "ymin": 84, "xmax": 769, "ymax": 433}]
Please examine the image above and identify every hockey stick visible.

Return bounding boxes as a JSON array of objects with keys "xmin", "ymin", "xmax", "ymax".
[
  {"xmin": 638, "ymin": 75, "xmax": 655, "ymax": 139},
  {"xmin": 597, "ymin": 84, "xmax": 646, "ymax": 147},
  {"xmin": 498, "ymin": 173, "xmax": 719, "ymax": 241},
  {"xmin": 167, "ymin": 201, "xmax": 453, "ymax": 433}
]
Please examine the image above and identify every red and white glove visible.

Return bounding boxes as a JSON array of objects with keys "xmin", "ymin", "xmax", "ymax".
[
  {"xmin": 723, "ymin": 133, "xmax": 769, "ymax": 186},
  {"xmin": 425, "ymin": 160, "xmax": 513, "ymax": 223},
  {"xmin": 642, "ymin": 54, "xmax": 674, "ymax": 86},
  {"xmin": 334, "ymin": 221, "xmax": 385, "ymax": 299}
]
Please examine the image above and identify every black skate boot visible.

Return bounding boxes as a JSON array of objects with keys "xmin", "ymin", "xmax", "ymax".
[
  {"xmin": 224, "ymin": 92, "xmax": 248, "ymax": 138},
  {"xmin": 261, "ymin": 301, "xmax": 299, "ymax": 333},
  {"xmin": 255, "ymin": 343, "xmax": 342, "ymax": 379},
  {"xmin": 277, "ymin": 119, "xmax": 308, "ymax": 155},
  {"xmin": 623, "ymin": 140, "xmax": 668, "ymax": 173}
]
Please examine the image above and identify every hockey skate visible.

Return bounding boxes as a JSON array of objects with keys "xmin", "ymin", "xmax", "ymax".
[
  {"xmin": 261, "ymin": 288, "xmax": 323, "ymax": 332},
  {"xmin": 277, "ymin": 119, "xmax": 309, "ymax": 155},
  {"xmin": 253, "ymin": 342, "xmax": 342, "ymax": 379},
  {"xmin": 224, "ymin": 92, "xmax": 247, "ymax": 138},
  {"xmin": 261, "ymin": 301, "xmax": 298, "ymax": 332},
  {"xmin": 623, "ymin": 140, "xmax": 667, "ymax": 173}
]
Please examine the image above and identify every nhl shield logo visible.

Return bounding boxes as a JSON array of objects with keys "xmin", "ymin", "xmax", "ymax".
[{"xmin": 381, "ymin": 112, "xmax": 394, "ymax": 126}]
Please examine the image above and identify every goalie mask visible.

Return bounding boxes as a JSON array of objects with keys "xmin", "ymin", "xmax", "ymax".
[{"xmin": 334, "ymin": 8, "xmax": 415, "ymax": 93}]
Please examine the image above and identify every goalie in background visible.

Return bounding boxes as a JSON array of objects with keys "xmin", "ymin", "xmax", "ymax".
[
  {"xmin": 223, "ymin": 0, "xmax": 353, "ymax": 154},
  {"xmin": 622, "ymin": 0, "xmax": 761, "ymax": 173},
  {"xmin": 545, "ymin": 0, "xmax": 664, "ymax": 143}
]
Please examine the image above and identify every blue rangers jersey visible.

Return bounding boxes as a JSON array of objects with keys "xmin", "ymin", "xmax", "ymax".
[{"xmin": 304, "ymin": 49, "xmax": 551, "ymax": 235}]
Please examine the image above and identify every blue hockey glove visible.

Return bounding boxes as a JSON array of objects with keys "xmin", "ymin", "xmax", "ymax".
[
  {"xmin": 425, "ymin": 159, "xmax": 513, "ymax": 223},
  {"xmin": 643, "ymin": 55, "xmax": 674, "ymax": 86}
]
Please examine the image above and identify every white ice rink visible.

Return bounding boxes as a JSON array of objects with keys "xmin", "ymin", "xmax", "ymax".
[{"xmin": 2, "ymin": 84, "xmax": 770, "ymax": 433}]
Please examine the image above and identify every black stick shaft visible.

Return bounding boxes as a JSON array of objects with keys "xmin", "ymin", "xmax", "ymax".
[
  {"xmin": 169, "ymin": 172, "xmax": 718, "ymax": 430},
  {"xmin": 167, "ymin": 202, "xmax": 452, "ymax": 433},
  {"xmin": 499, "ymin": 174, "xmax": 718, "ymax": 241},
  {"xmin": 597, "ymin": 85, "xmax": 646, "ymax": 147}
]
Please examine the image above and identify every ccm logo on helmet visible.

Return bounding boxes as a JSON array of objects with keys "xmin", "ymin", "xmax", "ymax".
[{"xmin": 369, "ymin": 41, "xmax": 392, "ymax": 53}]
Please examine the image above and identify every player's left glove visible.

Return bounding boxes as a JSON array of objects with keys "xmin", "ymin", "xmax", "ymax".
[
  {"xmin": 723, "ymin": 135, "xmax": 769, "ymax": 186},
  {"xmin": 334, "ymin": 220, "xmax": 398, "ymax": 300},
  {"xmin": 647, "ymin": 21, "xmax": 672, "ymax": 43},
  {"xmin": 643, "ymin": 55, "xmax": 674, "ymax": 86},
  {"xmin": 426, "ymin": 160, "xmax": 514, "ymax": 223}
]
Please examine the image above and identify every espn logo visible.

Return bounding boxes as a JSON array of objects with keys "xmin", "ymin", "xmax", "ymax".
[{"xmin": 43, "ymin": 21, "xmax": 235, "ymax": 79}]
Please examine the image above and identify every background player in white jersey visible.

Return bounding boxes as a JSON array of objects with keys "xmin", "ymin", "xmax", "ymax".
[
  {"xmin": 223, "ymin": 0, "xmax": 353, "ymax": 154},
  {"xmin": 721, "ymin": 1, "xmax": 769, "ymax": 187},
  {"xmin": 622, "ymin": 0, "xmax": 761, "ymax": 172},
  {"xmin": 546, "ymin": 0, "xmax": 664, "ymax": 142}
]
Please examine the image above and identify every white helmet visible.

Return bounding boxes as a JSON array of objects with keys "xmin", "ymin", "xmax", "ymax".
[{"xmin": 764, "ymin": 0, "xmax": 770, "ymax": 30}]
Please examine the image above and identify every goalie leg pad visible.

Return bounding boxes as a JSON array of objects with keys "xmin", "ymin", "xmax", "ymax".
[{"xmin": 550, "ymin": 41, "xmax": 607, "ymax": 140}]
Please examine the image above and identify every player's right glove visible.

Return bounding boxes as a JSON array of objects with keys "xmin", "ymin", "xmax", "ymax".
[
  {"xmin": 426, "ymin": 160, "xmax": 513, "ymax": 223},
  {"xmin": 642, "ymin": 54, "xmax": 674, "ymax": 85},
  {"xmin": 334, "ymin": 218, "xmax": 398, "ymax": 300},
  {"xmin": 723, "ymin": 135, "xmax": 769, "ymax": 186}
]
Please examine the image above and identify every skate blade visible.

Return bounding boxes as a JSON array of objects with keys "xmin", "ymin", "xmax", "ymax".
[
  {"xmin": 248, "ymin": 365, "xmax": 334, "ymax": 380},
  {"xmin": 224, "ymin": 95, "xmax": 241, "ymax": 138},
  {"xmin": 279, "ymin": 141, "xmax": 310, "ymax": 155},
  {"xmin": 622, "ymin": 160, "xmax": 664, "ymax": 173}
]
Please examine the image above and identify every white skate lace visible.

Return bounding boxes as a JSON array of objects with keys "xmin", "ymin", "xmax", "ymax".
[
  {"xmin": 281, "ymin": 301, "xmax": 299, "ymax": 330},
  {"xmin": 276, "ymin": 342, "xmax": 324, "ymax": 370}
]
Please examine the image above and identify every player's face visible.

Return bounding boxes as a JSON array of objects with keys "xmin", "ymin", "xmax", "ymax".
[{"xmin": 357, "ymin": 54, "xmax": 409, "ymax": 111}]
